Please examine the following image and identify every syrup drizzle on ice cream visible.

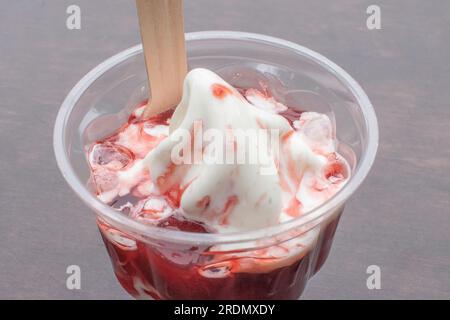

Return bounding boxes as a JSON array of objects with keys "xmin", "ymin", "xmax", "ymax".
[
  {"xmin": 89, "ymin": 68, "xmax": 351, "ymax": 283},
  {"xmin": 88, "ymin": 68, "xmax": 349, "ymax": 234}
]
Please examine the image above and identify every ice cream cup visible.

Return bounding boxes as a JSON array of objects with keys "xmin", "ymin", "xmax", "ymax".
[{"xmin": 54, "ymin": 31, "xmax": 378, "ymax": 299}]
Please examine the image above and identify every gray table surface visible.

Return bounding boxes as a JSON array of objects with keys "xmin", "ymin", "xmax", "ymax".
[{"xmin": 1, "ymin": 0, "xmax": 449, "ymax": 300}]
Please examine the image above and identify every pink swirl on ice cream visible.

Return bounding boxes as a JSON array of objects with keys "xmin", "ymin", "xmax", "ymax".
[
  {"xmin": 88, "ymin": 68, "xmax": 352, "ymax": 299},
  {"xmin": 142, "ymin": 68, "xmax": 349, "ymax": 231},
  {"xmin": 88, "ymin": 68, "xmax": 349, "ymax": 234}
]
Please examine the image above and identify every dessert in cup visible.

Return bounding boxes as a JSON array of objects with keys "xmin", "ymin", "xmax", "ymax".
[{"xmin": 54, "ymin": 32, "xmax": 378, "ymax": 300}]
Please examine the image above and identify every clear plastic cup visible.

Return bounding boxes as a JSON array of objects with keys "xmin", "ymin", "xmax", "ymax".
[{"xmin": 54, "ymin": 31, "xmax": 378, "ymax": 300}]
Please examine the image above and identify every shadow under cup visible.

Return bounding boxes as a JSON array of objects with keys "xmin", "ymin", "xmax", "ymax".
[{"xmin": 54, "ymin": 31, "xmax": 378, "ymax": 299}]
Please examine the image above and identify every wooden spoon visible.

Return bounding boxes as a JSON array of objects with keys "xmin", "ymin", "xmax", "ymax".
[{"xmin": 135, "ymin": 0, "xmax": 187, "ymax": 119}]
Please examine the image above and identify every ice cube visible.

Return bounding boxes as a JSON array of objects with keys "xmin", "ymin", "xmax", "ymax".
[
  {"xmin": 245, "ymin": 88, "xmax": 288, "ymax": 113},
  {"xmin": 294, "ymin": 112, "xmax": 334, "ymax": 153},
  {"xmin": 130, "ymin": 195, "xmax": 175, "ymax": 223},
  {"xmin": 89, "ymin": 142, "xmax": 133, "ymax": 171},
  {"xmin": 93, "ymin": 168, "xmax": 119, "ymax": 193}
]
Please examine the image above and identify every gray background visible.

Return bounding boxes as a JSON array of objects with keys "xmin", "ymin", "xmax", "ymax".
[{"xmin": 1, "ymin": 0, "xmax": 449, "ymax": 299}]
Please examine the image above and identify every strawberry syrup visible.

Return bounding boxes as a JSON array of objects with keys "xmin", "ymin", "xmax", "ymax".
[{"xmin": 89, "ymin": 91, "xmax": 344, "ymax": 300}]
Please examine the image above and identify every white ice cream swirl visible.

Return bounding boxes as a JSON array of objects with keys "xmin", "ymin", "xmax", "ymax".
[{"xmin": 141, "ymin": 68, "xmax": 349, "ymax": 232}]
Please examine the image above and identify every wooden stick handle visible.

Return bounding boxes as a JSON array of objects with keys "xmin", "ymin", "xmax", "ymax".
[{"xmin": 136, "ymin": 0, "xmax": 187, "ymax": 118}]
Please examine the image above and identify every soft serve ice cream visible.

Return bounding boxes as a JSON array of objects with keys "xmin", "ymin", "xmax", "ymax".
[
  {"xmin": 89, "ymin": 68, "xmax": 349, "ymax": 233},
  {"xmin": 89, "ymin": 68, "xmax": 351, "ymax": 299},
  {"xmin": 147, "ymin": 69, "xmax": 290, "ymax": 231}
]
